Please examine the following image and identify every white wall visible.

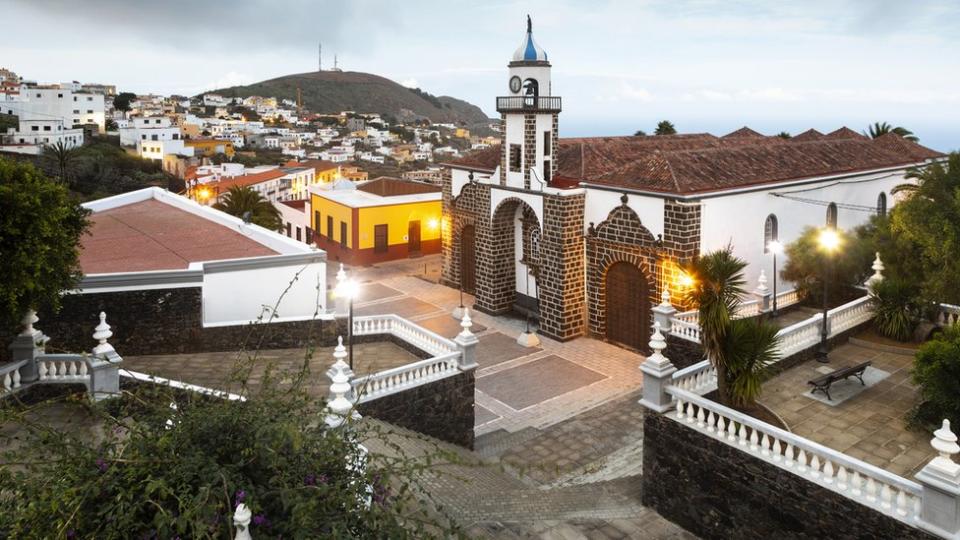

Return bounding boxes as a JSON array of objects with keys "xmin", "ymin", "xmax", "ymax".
[
  {"xmin": 700, "ymin": 170, "xmax": 914, "ymax": 294},
  {"xmin": 584, "ymin": 189, "xmax": 665, "ymax": 238},
  {"xmin": 202, "ymin": 260, "xmax": 327, "ymax": 326}
]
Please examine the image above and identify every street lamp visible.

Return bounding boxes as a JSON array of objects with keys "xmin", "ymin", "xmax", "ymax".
[
  {"xmin": 334, "ymin": 276, "xmax": 359, "ymax": 369},
  {"xmin": 768, "ymin": 240, "xmax": 784, "ymax": 317},
  {"xmin": 815, "ymin": 227, "xmax": 841, "ymax": 363}
]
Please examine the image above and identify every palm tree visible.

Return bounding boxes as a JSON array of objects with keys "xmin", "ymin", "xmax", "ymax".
[
  {"xmin": 44, "ymin": 139, "xmax": 78, "ymax": 186},
  {"xmin": 213, "ymin": 186, "xmax": 283, "ymax": 232},
  {"xmin": 865, "ymin": 121, "xmax": 918, "ymax": 142},
  {"xmin": 684, "ymin": 247, "xmax": 780, "ymax": 405},
  {"xmin": 892, "ymin": 152, "xmax": 960, "ymax": 197},
  {"xmin": 654, "ymin": 120, "xmax": 677, "ymax": 136}
]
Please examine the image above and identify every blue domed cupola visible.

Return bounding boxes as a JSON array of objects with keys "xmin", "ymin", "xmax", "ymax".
[{"xmin": 512, "ymin": 15, "xmax": 549, "ymax": 64}]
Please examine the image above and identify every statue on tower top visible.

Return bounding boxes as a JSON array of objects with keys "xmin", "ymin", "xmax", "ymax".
[{"xmin": 527, "ymin": 14, "xmax": 532, "ymax": 33}]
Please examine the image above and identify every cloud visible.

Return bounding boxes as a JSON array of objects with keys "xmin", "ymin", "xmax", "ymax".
[
  {"xmin": 199, "ymin": 72, "xmax": 252, "ymax": 93},
  {"xmin": 595, "ymin": 81, "xmax": 654, "ymax": 103},
  {"xmin": 400, "ymin": 78, "xmax": 419, "ymax": 89}
]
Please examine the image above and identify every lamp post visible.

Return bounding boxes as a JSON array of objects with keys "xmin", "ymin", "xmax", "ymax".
[
  {"xmin": 815, "ymin": 227, "xmax": 841, "ymax": 363},
  {"xmin": 335, "ymin": 275, "xmax": 359, "ymax": 369},
  {"xmin": 768, "ymin": 240, "xmax": 783, "ymax": 317}
]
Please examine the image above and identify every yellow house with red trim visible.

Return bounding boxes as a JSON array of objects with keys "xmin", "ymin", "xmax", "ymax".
[
  {"xmin": 185, "ymin": 138, "xmax": 235, "ymax": 158},
  {"xmin": 309, "ymin": 177, "xmax": 441, "ymax": 264}
]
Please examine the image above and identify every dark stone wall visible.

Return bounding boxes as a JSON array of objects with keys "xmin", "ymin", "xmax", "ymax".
[
  {"xmin": 7, "ymin": 287, "xmax": 345, "ymax": 358},
  {"xmin": 664, "ymin": 335, "xmax": 705, "ymax": 369},
  {"xmin": 358, "ymin": 370, "xmax": 475, "ymax": 449},
  {"xmin": 642, "ymin": 412, "xmax": 935, "ymax": 540}
]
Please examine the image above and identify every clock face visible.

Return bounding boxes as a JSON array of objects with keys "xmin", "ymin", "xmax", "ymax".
[{"xmin": 509, "ymin": 76, "xmax": 522, "ymax": 93}]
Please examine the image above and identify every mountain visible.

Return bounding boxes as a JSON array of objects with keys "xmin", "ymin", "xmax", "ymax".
[{"xmin": 206, "ymin": 70, "xmax": 492, "ymax": 128}]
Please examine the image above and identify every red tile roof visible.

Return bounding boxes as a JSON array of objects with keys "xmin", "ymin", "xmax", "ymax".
[
  {"xmin": 80, "ymin": 200, "xmax": 278, "ymax": 273},
  {"xmin": 284, "ymin": 159, "xmax": 339, "ymax": 173},
  {"xmin": 280, "ymin": 199, "xmax": 308, "ymax": 209},
  {"xmin": 447, "ymin": 128, "xmax": 943, "ymax": 195},
  {"xmin": 214, "ymin": 169, "xmax": 286, "ymax": 191}
]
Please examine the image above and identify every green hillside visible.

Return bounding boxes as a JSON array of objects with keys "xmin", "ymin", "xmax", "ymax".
[{"xmin": 207, "ymin": 70, "xmax": 491, "ymax": 128}]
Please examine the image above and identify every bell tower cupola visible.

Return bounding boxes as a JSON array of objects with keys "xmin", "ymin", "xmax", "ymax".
[{"xmin": 497, "ymin": 15, "xmax": 561, "ymax": 190}]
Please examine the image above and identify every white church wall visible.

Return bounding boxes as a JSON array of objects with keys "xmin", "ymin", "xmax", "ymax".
[
  {"xmin": 584, "ymin": 189, "xmax": 665, "ymax": 238},
  {"xmin": 504, "ymin": 115, "xmax": 525, "ymax": 189},
  {"xmin": 699, "ymin": 169, "xmax": 915, "ymax": 295},
  {"xmin": 513, "ymin": 205, "xmax": 539, "ymax": 298}
]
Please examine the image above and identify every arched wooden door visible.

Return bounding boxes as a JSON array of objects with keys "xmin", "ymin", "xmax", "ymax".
[
  {"xmin": 605, "ymin": 262, "xmax": 649, "ymax": 351},
  {"xmin": 460, "ymin": 225, "xmax": 476, "ymax": 294}
]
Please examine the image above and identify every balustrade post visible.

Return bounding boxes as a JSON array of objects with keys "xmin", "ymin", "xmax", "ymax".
[
  {"xmin": 754, "ymin": 270, "xmax": 772, "ymax": 313},
  {"xmin": 325, "ymin": 336, "xmax": 357, "ymax": 429},
  {"xmin": 916, "ymin": 419, "xmax": 960, "ymax": 538},
  {"xmin": 8, "ymin": 310, "xmax": 47, "ymax": 384},
  {"xmin": 639, "ymin": 322, "xmax": 677, "ymax": 413},
  {"xmin": 233, "ymin": 503, "xmax": 252, "ymax": 540},
  {"xmin": 88, "ymin": 312, "xmax": 122, "ymax": 401},
  {"xmin": 651, "ymin": 289, "xmax": 678, "ymax": 334},
  {"xmin": 865, "ymin": 252, "xmax": 885, "ymax": 292},
  {"xmin": 454, "ymin": 311, "xmax": 479, "ymax": 370}
]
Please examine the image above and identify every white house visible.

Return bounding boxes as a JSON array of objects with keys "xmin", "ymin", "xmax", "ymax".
[{"xmin": 0, "ymin": 82, "xmax": 106, "ymax": 132}]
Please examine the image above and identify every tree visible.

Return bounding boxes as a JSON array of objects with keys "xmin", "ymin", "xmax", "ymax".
[
  {"xmin": 112, "ymin": 91, "xmax": 137, "ymax": 112},
  {"xmin": 886, "ymin": 153, "xmax": 960, "ymax": 304},
  {"xmin": 43, "ymin": 139, "xmax": 79, "ymax": 185},
  {"xmin": 865, "ymin": 121, "xmax": 918, "ymax": 142},
  {"xmin": 654, "ymin": 120, "xmax": 676, "ymax": 136},
  {"xmin": 910, "ymin": 324, "xmax": 960, "ymax": 430},
  {"xmin": 0, "ymin": 158, "xmax": 90, "ymax": 331},
  {"xmin": 780, "ymin": 225, "xmax": 874, "ymax": 305},
  {"xmin": 214, "ymin": 186, "xmax": 283, "ymax": 231},
  {"xmin": 633, "ymin": 130, "xmax": 647, "ymax": 137},
  {"xmin": 776, "ymin": 131, "xmax": 791, "ymax": 139},
  {"xmin": 104, "ymin": 118, "xmax": 118, "ymax": 131}
]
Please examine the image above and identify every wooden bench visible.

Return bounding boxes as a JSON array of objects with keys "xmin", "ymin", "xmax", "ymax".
[{"xmin": 807, "ymin": 361, "xmax": 872, "ymax": 401}]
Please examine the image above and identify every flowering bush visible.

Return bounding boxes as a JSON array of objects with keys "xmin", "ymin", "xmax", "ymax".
[{"xmin": 0, "ymin": 376, "xmax": 462, "ymax": 538}]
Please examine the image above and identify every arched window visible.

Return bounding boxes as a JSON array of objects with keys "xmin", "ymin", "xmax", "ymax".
[
  {"xmin": 826, "ymin": 202, "xmax": 838, "ymax": 229},
  {"xmin": 877, "ymin": 192, "xmax": 887, "ymax": 216},
  {"xmin": 763, "ymin": 214, "xmax": 779, "ymax": 253}
]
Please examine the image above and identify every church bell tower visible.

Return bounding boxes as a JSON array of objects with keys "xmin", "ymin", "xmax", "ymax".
[{"xmin": 497, "ymin": 15, "xmax": 560, "ymax": 190}]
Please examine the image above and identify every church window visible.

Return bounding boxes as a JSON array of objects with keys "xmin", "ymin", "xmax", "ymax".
[
  {"xmin": 876, "ymin": 193, "xmax": 887, "ymax": 216},
  {"xmin": 543, "ymin": 131, "xmax": 551, "ymax": 156},
  {"xmin": 509, "ymin": 144, "xmax": 521, "ymax": 172},
  {"xmin": 763, "ymin": 214, "xmax": 778, "ymax": 253},
  {"xmin": 826, "ymin": 202, "xmax": 838, "ymax": 229}
]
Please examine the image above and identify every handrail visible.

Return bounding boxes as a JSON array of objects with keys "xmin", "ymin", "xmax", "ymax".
[
  {"xmin": 936, "ymin": 303, "xmax": 960, "ymax": 327},
  {"xmin": 670, "ymin": 359, "xmax": 716, "ymax": 395},
  {"xmin": 1, "ymin": 360, "xmax": 28, "ymax": 394},
  {"xmin": 666, "ymin": 385, "xmax": 921, "ymax": 524},
  {"xmin": 36, "ymin": 353, "xmax": 90, "ymax": 381},
  {"xmin": 352, "ymin": 314, "xmax": 458, "ymax": 356},
  {"xmin": 670, "ymin": 318, "xmax": 701, "ymax": 343},
  {"xmin": 351, "ymin": 351, "xmax": 460, "ymax": 403}
]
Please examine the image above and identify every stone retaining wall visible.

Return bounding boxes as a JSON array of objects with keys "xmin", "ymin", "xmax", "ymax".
[
  {"xmin": 358, "ymin": 370, "xmax": 475, "ymax": 449},
  {"xmin": 642, "ymin": 412, "xmax": 935, "ymax": 540},
  {"xmin": 4, "ymin": 287, "xmax": 344, "ymax": 359}
]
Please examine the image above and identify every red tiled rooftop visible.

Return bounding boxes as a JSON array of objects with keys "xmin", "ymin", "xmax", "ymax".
[
  {"xmin": 80, "ymin": 199, "xmax": 279, "ymax": 274},
  {"xmin": 446, "ymin": 129, "xmax": 943, "ymax": 195}
]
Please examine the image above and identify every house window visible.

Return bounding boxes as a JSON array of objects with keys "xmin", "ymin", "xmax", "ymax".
[
  {"xmin": 86, "ymin": 110, "xmax": 93, "ymax": 114},
  {"xmin": 306, "ymin": 227, "xmax": 313, "ymax": 244},
  {"xmin": 340, "ymin": 221, "xmax": 348, "ymax": 247},
  {"xmin": 43, "ymin": 125, "xmax": 50, "ymax": 131},
  {"xmin": 30, "ymin": 125, "xmax": 38, "ymax": 131},
  {"xmin": 877, "ymin": 193, "xmax": 887, "ymax": 216},
  {"xmin": 314, "ymin": 210, "xmax": 321, "ymax": 231},
  {"xmin": 543, "ymin": 131, "xmax": 551, "ymax": 156},
  {"xmin": 285, "ymin": 223, "xmax": 291, "ymax": 236},
  {"xmin": 763, "ymin": 214, "xmax": 779, "ymax": 253},
  {"xmin": 327, "ymin": 216, "xmax": 334, "ymax": 240},
  {"xmin": 296, "ymin": 227, "xmax": 302, "ymax": 242},
  {"xmin": 57, "ymin": 93, "xmax": 63, "ymax": 98},
  {"xmin": 826, "ymin": 202, "xmax": 838, "ymax": 229},
  {"xmin": 509, "ymin": 144, "xmax": 521, "ymax": 172},
  {"xmin": 73, "ymin": 110, "xmax": 79, "ymax": 114}
]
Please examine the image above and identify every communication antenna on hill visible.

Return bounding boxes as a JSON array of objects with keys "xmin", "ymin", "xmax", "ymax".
[
  {"xmin": 318, "ymin": 42, "xmax": 322, "ymax": 71},
  {"xmin": 333, "ymin": 54, "xmax": 342, "ymax": 72}
]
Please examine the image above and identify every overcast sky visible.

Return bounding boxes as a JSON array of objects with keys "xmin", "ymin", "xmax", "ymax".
[{"xmin": 5, "ymin": 0, "xmax": 959, "ymax": 150}]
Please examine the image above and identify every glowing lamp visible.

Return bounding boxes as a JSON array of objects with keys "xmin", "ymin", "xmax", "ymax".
[
  {"xmin": 427, "ymin": 218, "xmax": 440, "ymax": 230},
  {"xmin": 679, "ymin": 273, "xmax": 695, "ymax": 288},
  {"xmin": 335, "ymin": 278, "xmax": 359, "ymax": 300},
  {"xmin": 818, "ymin": 228, "xmax": 841, "ymax": 252},
  {"xmin": 767, "ymin": 240, "xmax": 783, "ymax": 254}
]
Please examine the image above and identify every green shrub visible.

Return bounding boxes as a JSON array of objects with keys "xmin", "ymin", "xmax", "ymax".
[
  {"xmin": 780, "ymin": 226, "xmax": 875, "ymax": 306},
  {"xmin": 910, "ymin": 324, "xmax": 960, "ymax": 430},
  {"xmin": 870, "ymin": 278, "xmax": 920, "ymax": 341}
]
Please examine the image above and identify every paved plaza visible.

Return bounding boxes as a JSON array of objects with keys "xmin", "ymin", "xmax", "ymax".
[{"xmin": 760, "ymin": 336, "xmax": 934, "ymax": 477}]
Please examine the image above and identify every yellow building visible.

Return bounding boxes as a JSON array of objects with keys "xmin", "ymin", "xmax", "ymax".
[
  {"xmin": 455, "ymin": 127, "xmax": 471, "ymax": 139},
  {"xmin": 184, "ymin": 138, "xmax": 235, "ymax": 158},
  {"xmin": 309, "ymin": 177, "xmax": 441, "ymax": 264}
]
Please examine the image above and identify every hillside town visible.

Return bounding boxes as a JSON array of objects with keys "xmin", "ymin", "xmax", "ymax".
[{"xmin": 2, "ymin": 6, "xmax": 960, "ymax": 540}]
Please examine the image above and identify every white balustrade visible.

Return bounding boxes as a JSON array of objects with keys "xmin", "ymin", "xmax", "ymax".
[
  {"xmin": 352, "ymin": 314, "xmax": 458, "ymax": 357},
  {"xmin": 1, "ymin": 360, "xmax": 27, "ymax": 394},
  {"xmin": 936, "ymin": 303, "xmax": 960, "ymax": 328},
  {"xmin": 828, "ymin": 296, "xmax": 873, "ymax": 337},
  {"xmin": 736, "ymin": 299, "xmax": 762, "ymax": 318},
  {"xmin": 668, "ymin": 386, "xmax": 922, "ymax": 525},
  {"xmin": 670, "ymin": 360, "xmax": 717, "ymax": 395},
  {"xmin": 775, "ymin": 314, "xmax": 824, "ymax": 359},
  {"xmin": 670, "ymin": 318, "xmax": 702, "ymax": 343},
  {"xmin": 351, "ymin": 351, "xmax": 460, "ymax": 403},
  {"xmin": 36, "ymin": 354, "xmax": 90, "ymax": 382},
  {"xmin": 775, "ymin": 289, "xmax": 802, "ymax": 309}
]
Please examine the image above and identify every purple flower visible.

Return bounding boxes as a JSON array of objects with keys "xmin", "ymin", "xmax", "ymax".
[
  {"xmin": 304, "ymin": 473, "xmax": 329, "ymax": 486},
  {"xmin": 234, "ymin": 489, "xmax": 246, "ymax": 507},
  {"xmin": 95, "ymin": 457, "xmax": 109, "ymax": 473},
  {"xmin": 252, "ymin": 514, "xmax": 270, "ymax": 528},
  {"xmin": 66, "ymin": 530, "xmax": 76, "ymax": 539}
]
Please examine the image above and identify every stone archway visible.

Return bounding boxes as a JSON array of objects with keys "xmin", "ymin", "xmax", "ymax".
[
  {"xmin": 604, "ymin": 261, "xmax": 650, "ymax": 351},
  {"xmin": 475, "ymin": 198, "xmax": 540, "ymax": 315}
]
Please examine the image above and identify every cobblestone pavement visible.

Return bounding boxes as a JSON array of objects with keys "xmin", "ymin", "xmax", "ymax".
[
  {"xmin": 760, "ymin": 337, "xmax": 934, "ymax": 476},
  {"xmin": 362, "ymin": 392, "xmax": 695, "ymax": 539},
  {"xmin": 122, "ymin": 341, "xmax": 419, "ymax": 397},
  {"xmin": 340, "ymin": 255, "xmax": 647, "ymax": 436}
]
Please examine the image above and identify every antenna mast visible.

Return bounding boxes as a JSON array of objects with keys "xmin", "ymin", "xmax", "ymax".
[{"xmin": 318, "ymin": 42, "xmax": 322, "ymax": 71}]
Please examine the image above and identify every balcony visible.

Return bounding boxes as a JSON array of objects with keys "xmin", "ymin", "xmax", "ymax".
[{"xmin": 496, "ymin": 96, "xmax": 562, "ymax": 114}]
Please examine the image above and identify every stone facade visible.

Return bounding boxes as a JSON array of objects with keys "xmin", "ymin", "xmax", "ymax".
[
  {"xmin": 642, "ymin": 411, "xmax": 936, "ymax": 540},
  {"xmin": 358, "ymin": 370, "xmax": 475, "ymax": 449},
  {"xmin": 523, "ymin": 113, "xmax": 536, "ymax": 189},
  {"xmin": 539, "ymin": 192, "xmax": 585, "ymax": 340},
  {"xmin": 12, "ymin": 287, "xmax": 344, "ymax": 358}
]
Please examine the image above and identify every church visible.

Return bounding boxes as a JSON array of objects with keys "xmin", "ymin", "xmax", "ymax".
[{"xmin": 440, "ymin": 17, "xmax": 944, "ymax": 351}]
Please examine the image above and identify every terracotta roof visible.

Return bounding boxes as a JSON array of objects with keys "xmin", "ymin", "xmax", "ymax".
[
  {"xmin": 447, "ymin": 129, "xmax": 943, "ymax": 195},
  {"xmin": 357, "ymin": 177, "xmax": 441, "ymax": 197},
  {"xmin": 280, "ymin": 199, "xmax": 308, "ymax": 210},
  {"xmin": 80, "ymin": 199, "xmax": 278, "ymax": 273},
  {"xmin": 284, "ymin": 159, "xmax": 339, "ymax": 173}
]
